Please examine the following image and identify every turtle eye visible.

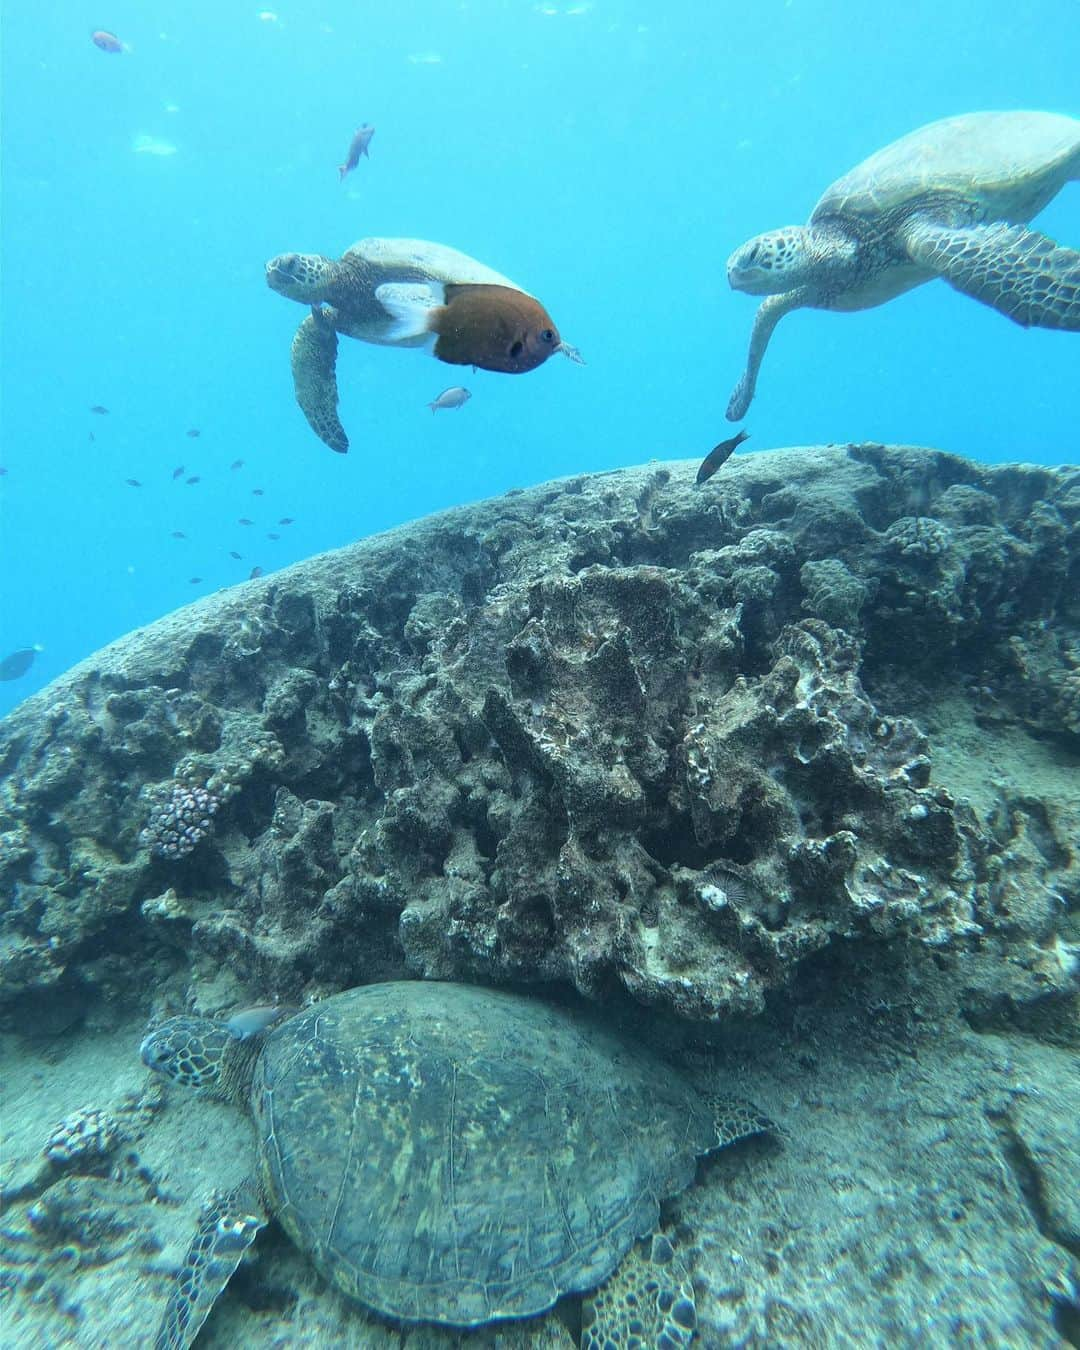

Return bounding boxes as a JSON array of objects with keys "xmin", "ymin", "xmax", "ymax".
[{"xmin": 540, "ymin": 328, "xmax": 556, "ymax": 344}]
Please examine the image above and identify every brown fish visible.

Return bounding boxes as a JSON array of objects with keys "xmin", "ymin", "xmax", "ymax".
[
  {"xmin": 381, "ymin": 283, "xmax": 563, "ymax": 374},
  {"xmin": 90, "ymin": 405, "xmax": 109, "ymax": 415},
  {"xmin": 230, "ymin": 459, "xmax": 244, "ymax": 470},
  {"xmin": 696, "ymin": 428, "xmax": 749, "ymax": 485},
  {"xmin": 172, "ymin": 465, "xmax": 185, "ymax": 479},
  {"xmin": 338, "ymin": 124, "xmax": 374, "ymax": 180},
  {"xmin": 188, "ymin": 577, "xmax": 203, "ymax": 584},
  {"xmin": 186, "ymin": 428, "xmax": 201, "ymax": 438},
  {"xmin": 267, "ymin": 532, "xmax": 280, "ymax": 540},
  {"xmin": 252, "ymin": 488, "xmax": 264, "ymax": 496},
  {"xmin": 170, "ymin": 530, "xmax": 187, "ymax": 539},
  {"xmin": 249, "ymin": 566, "xmax": 264, "ymax": 580},
  {"xmin": 229, "ymin": 551, "xmax": 243, "ymax": 560},
  {"xmin": 185, "ymin": 475, "xmax": 201, "ymax": 485},
  {"xmin": 238, "ymin": 518, "xmax": 254, "ymax": 526},
  {"xmin": 125, "ymin": 478, "xmax": 141, "ymax": 487},
  {"xmin": 278, "ymin": 517, "xmax": 294, "ymax": 525}
]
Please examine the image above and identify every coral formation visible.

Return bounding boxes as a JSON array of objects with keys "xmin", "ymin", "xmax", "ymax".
[
  {"xmin": 0, "ymin": 444, "xmax": 1075, "ymax": 1037},
  {"xmin": 139, "ymin": 782, "xmax": 224, "ymax": 860}
]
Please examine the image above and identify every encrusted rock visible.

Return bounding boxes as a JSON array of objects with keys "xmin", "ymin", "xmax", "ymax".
[{"xmin": 0, "ymin": 446, "xmax": 1076, "ymax": 1035}]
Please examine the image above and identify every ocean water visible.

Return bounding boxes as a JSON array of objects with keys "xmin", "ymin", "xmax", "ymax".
[{"xmin": 0, "ymin": 0, "xmax": 1077, "ymax": 714}]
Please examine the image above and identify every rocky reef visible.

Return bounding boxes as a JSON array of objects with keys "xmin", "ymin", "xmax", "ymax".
[
  {"xmin": 1, "ymin": 443, "xmax": 1078, "ymax": 1347},
  {"xmin": 1, "ymin": 443, "xmax": 1076, "ymax": 1031}
]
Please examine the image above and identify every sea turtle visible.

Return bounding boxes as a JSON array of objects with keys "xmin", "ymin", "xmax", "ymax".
[
  {"xmin": 266, "ymin": 238, "xmax": 581, "ymax": 453},
  {"xmin": 725, "ymin": 109, "xmax": 1080, "ymax": 419},
  {"xmin": 140, "ymin": 980, "xmax": 774, "ymax": 1349}
]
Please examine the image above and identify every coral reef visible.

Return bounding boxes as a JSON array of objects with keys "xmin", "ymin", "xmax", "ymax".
[
  {"xmin": 1, "ymin": 444, "xmax": 1078, "ymax": 1348},
  {"xmin": 0, "ymin": 444, "xmax": 1076, "ymax": 1038}
]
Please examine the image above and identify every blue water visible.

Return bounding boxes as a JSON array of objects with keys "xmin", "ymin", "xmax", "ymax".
[{"xmin": 2, "ymin": 0, "xmax": 1077, "ymax": 717}]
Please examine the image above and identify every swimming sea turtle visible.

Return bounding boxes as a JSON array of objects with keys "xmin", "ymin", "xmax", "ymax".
[
  {"xmin": 725, "ymin": 109, "xmax": 1080, "ymax": 418},
  {"xmin": 140, "ymin": 980, "xmax": 773, "ymax": 1348},
  {"xmin": 266, "ymin": 238, "xmax": 581, "ymax": 453}
]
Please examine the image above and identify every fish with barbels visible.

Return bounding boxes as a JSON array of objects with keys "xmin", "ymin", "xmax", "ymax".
[
  {"xmin": 338, "ymin": 124, "xmax": 374, "ymax": 180},
  {"xmin": 265, "ymin": 237, "xmax": 581, "ymax": 453},
  {"xmin": 428, "ymin": 386, "xmax": 471, "ymax": 413},
  {"xmin": 695, "ymin": 428, "xmax": 749, "ymax": 485}
]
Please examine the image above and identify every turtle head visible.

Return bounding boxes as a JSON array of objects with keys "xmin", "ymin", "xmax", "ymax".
[
  {"xmin": 727, "ymin": 227, "xmax": 816, "ymax": 295},
  {"xmin": 140, "ymin": 1015, "xmax": 256, "ymax": 1103},
  {"xmin": 265, "ymin": 251, "xmax": 336, "ymax": 303}
]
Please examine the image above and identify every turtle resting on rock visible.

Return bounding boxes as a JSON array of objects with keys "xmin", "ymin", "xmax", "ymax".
[
  {"xmin": 140, "ymin": 980, "xmax": 774, "ymax": 1349},
  {"xmin": 266, "ymin": 237, "xmax": 582, "ymax": 453},
  {"xmin": 725, "ymin": 109, "xmax": 1080, "ymax": 418}
]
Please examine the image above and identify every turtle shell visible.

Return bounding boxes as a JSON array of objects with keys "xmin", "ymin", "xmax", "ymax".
[
  {"xmin": 812, "ymin": 110, "xmax": 1080, "ymax": 225},
  {"xmin": 327, "ymin": 238, "xmax": 531, "ymax": 345},
  {"xmin": 250, "ymin": 981, "xmax": 720, "ymax": 1327},
  {"xmin": 343, "ymin": 237, "xmax": 526, "ymax": 291}
]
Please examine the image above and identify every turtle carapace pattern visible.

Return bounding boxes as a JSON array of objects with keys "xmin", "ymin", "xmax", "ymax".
[{"xmin": 141, "ymin": 981, "xmax": 775, "ymax": 1348}]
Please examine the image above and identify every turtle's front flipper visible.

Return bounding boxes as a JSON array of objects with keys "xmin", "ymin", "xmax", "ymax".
[
  {"xmin": 155, "ymin": 1181, "xmax": 266, "ymax": 1350},
  {"xmin": 902, "ymin": 218, "xmax": 1080, "ymax": 330},
  {"xmin": 291, "ymin": 307, "xmax": 349, "ymax": 453},
  {"xmin": 727, "ymin": 288, "xmax": 811, "ymax": 421},
  {"xmin": 582, "ymin": 1232, "xmax": 697, "ymax": 1350}
]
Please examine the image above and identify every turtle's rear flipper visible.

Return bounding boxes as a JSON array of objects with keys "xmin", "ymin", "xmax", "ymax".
[
  {"xmin": 582, "ymin": 1232, "xmax": 697, "ymax": 1350},
  {"xmin": 155, "ymin": 1181, "xmax": 266, "ymax": 1350},
  {"xmin": 903, "ymin": 218, "xmax": 1080, "ymax": 330},
  {"xmin": 291, "ymin": 307, "xmax": 349, "ymax": 453}
]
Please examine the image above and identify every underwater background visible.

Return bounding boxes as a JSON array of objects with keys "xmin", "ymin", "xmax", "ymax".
[{"xmin": 1, "ymin": 0, "xmax": 1078, "ymax": 717}]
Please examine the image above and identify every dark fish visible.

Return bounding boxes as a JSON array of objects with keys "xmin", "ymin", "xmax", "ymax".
[
  {"xmin": 0, "ymin": 647, "xmax": 39, "ymax": 681},
  {"xmin": 186, "ymin": 429, "xmax": 201, "ymax": 438},
  {"xmin": 125, "ymin": 478, "xmax": 142, "ymax": 487},
  {"xmin": 91, "ymin": 30, "xmax": 125, "ymax": 53},
  {"xmin": 249, "ymin": 566, "xmax": 264, "ymax": 579},
  {"xmin": 188, "ymin": 577, "xmax": 203, "ymax": 584},
  {"xmin": 170, "ymin": 530, "xmax": 187, "ymax": 539},
  {"xmin": 383, "ymin": 283, "xmax": 564, "ymax": 375},
  {"xmin": 338, "ymin": 124, "xmax": 375, "ymax": 180},
  {"xmin": 696, "ymin": 428, "xmax": 749, "ymax": 485},
  {"xmin": 278, "ymin": 517, "xmax": 294, "ymax": 525},
  {"xmin": 230, "ymin": 459, "xmax": 244, "ymax": 470},
  {"xmin": 252, "ymin": 488, "xmax": 264, "ymax": 496},
  {"xmin": 185, "ymin": 475, "xmax": 201, "ymax": 485},
  {"xmin": 229, "ymin": 551, "xmax": 243, "ymax": 560},
  {"xmin": 172, "ymin": 466, "xmax": 185, "ymax": 479},
  {"xmin": 238, "ymin": 518, "xmax": 254, "ymax": 526},
  {"xmin": 90, "ymin": 405, "xmax": 109, "ymax": 415},
  {"xmin": 267, "ymin": 532, "xmax": 280, "ymax": 540}
]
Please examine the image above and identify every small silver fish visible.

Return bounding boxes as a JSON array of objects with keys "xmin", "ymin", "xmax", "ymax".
[
  {"xmin": 338, "ymin": 124, "xmax": 375, "ymax": 180},
  {"xmin": 428, "ymin": 386, "xmax": 472, "ymax": 414},
  {"xmin": 226, "ymin": 1004, "xmax": 288, "ymax": 1039}
]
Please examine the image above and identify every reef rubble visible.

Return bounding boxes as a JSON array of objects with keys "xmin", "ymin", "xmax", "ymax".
[{"xmin": 1, "ymin": 443, "xmax": 1078, "ymax": 1347}]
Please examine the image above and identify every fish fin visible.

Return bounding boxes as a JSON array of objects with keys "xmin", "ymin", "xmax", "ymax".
[{"xmin": 375, "ymin": 282, "xmax": 446, "ymax": 342}]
